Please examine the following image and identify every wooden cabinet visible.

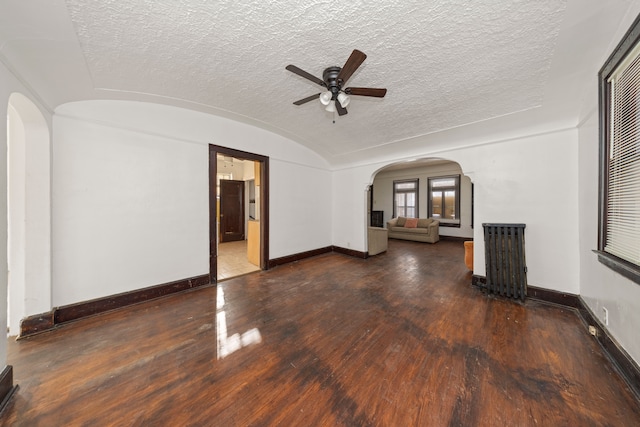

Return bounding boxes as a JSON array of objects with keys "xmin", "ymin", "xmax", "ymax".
[{"xmin": 247, "ymin": 220, "xmax": 260, "ymax": 266}]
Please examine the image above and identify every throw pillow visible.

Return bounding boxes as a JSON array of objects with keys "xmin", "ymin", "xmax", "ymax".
[
  {"xmin": 396, "ymin": 217, "xmax": 407, "ymax": 227},
  {"xmin": 417, "ymin": 218, "xmax": 432, "ymax": 228},
  {"xmin": 404, "ymin": 218, "xmax": 419, "ymax": 228}
]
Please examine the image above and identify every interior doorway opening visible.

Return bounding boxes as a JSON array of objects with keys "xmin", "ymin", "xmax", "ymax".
[
  {"xmin": 367, "ymin": 158, "xmax": 474, "ymax": 252},
  {"xmin": 209, "ymin": 146, "xmax": 269, "ymax": 282}
]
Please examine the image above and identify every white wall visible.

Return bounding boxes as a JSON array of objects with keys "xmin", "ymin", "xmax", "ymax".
[
  {"xmin": 577, "ymin": 4, "xmax": 640, "ymax": 365},
  {"xmin": 52, "ymin": 115, "xmax": 210, "ymax": 306},
  {"xmin": 332, "ymin": 168, "xmax": 368, "ymax": 253},
  {"xmin": 270, "ymin": 159, "xmax": 332, "ymax": 258},
  {"xmin": 55, "ymin": 100, "xmax": 330, "ymax": 170},
  {"xmin": 7, "ymin": 93, "xmax": 51, "ymax": 334},
  {"xmin": 0, "ymin": 60, "xmax": 53, "ymax": 374},
  {"xmin": 243, "ymin": 160, "xmax": 255, "ymax": 180},
  {"xmin": 7, "ymin": 104, "xmax": 26, "ymax": 334},
  {"xmin": 333, "ymin": 127, "xmax": 580, "ymax": 294},
  {"xmin": 371, "ymin": 162, "xmax": 474, "ymax": 239},
  {"xmin": 0, "ymin": 70, "xmax": 8, "ymax": 378},
  {"xmin": 459, "ymin": 129, "xmax": 580, "ymax": 293},
  {"xmin": 578, "ymin": 108, "xmax": 640, "ymax": 365},
  {"xmin": 52, "ymin": 100, "xmax": 333, "ymax": 306}
]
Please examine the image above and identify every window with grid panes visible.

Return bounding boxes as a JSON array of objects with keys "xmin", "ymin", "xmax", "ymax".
[
  {"xmin": 597, "ymin": 14, "xmax": 640, "ymax": 284},
  {"xmin": 428, "ymin": 175, "xmax": 461, "ymax": 227},
  {"xmin": 393, "ymin": 179, "xmax": 418, "ymax": 218}
]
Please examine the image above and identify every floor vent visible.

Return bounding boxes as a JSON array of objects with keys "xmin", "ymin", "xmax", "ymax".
[{"xmin": 482, "ymin": 223, "xmax": 527, "ymax": 301}]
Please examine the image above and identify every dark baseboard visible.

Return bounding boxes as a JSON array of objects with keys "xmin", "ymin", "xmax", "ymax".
[
  {"xmin": 472, "ymin": 274, "xmax": 640, "ymax": 401},
  {"xmin": 440, "ymin": 235, "xmax": 472, "ymax": 242},
  {"xmin": 527, "ymin": 285, "xmax": 582, "ymax": 309},
  {"xmin": 267, "ymin": 247, "xmax": 332, "ymax": 268},
  {"xmin": 472, "ymin": 277, "xmax": 582, "ymax": 308},
  {"xmin": 577, "ymin": 300, "xmax": 640, "ymax": 401},
  {"xmin": 19, "ymin": 274, "xmax": 211, "ymax": 339},
  {"xmin": 331, "ymin": 245, "xmax": 367, "ymax": 259},
  {"xmin": 267, "ymin": 245, "xmax": 368, "ymax": 268},
  {"xmin": 20, "ymin": 243, "xmax": 370, "ymax": 337},
  {"xmin": 20, "ymin": 312, "xmax": 55, "ymax": 337},
  {"xmin": 54, "ymin": 274, "xmax": 211, "ymax": 325},
  {"xmin": 0, "ymin": 366, "xmax": 17, "ymax": 415}
]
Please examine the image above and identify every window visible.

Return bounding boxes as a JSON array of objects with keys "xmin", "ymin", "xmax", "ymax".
[
  {"xmin": 393, "ymin": 179, "xmax": 418, "ymax": 218},
  {"xmin": 428, "ymin": 175, "xmax": 460, "ymax": 227},
  {"xmin": 597, "ymin": 14, "xmax": 640, "ymax": 284}
]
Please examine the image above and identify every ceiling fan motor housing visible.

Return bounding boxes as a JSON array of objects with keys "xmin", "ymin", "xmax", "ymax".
[{"xmin": 323, "ymin": 66, "xmax": 342, "ymax": 98}]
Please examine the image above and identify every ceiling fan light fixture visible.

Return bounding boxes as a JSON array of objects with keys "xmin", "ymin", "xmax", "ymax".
[
  {"xmin": 319, "ymin": 91, "xmax": 333, "ymax": 106},
  {"xmin": 325, "ymin": 102, "xmax": 336, "ymax": 113},
  {"xmin": 337, "ymin": 92, "xmax": 350, "ymax": 108},
  {"xmin": 286, "ymin": 49, "xmax": 387, "ymax": 119}
]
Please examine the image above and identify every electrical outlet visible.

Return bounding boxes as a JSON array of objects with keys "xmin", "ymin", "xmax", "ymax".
[
  {"xmin": 603, "ymin": 307, "xmax": 609, "ymax": 326},
  {"xmin": 589, "ymin": 325, "xmax": 597, "ymax": 336}
]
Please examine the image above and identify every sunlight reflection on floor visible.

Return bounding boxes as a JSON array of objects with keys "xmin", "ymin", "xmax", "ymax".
[{"xmin": 216, "ymin": 286, "xmax": 262, "ymax": 359}]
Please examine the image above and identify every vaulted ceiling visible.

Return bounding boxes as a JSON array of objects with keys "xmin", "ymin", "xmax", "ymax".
[{"xmin": 0, "ymin": 0, "xmax": 634, "ymax": 166}]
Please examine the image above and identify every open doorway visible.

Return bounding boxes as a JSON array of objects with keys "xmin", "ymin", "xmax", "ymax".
[
  {"xmin": 209, "ymin": 145, "xmax": 269, "ymax": 282},
  {"xmin": 216, "ymin": 157, "xmax": 257, "ymax": 279},
  {"xmin": 369, "ymin": 158, "xmax": 474, "ymax": 241}
]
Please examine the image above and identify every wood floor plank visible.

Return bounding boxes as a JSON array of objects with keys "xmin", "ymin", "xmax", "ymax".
[{"xmin": 1, "ymin": 239, "xmax": 639, "ymax": 426}]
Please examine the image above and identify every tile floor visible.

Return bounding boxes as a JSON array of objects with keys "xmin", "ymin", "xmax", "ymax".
[{"xmin": 217, "ymin": 240, "xmax": 261, "ymax": 281}]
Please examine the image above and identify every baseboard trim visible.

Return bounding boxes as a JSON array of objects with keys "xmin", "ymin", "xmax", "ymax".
[
  {"xmin": 267, "ymin": 247, "xmax": 333, "ymax": 268},
  {"xmin": 19, "ymin": 274, "xmax": 211, "ymax": 339},
  {"xmin": 527, "ymin": 285, "xmax": 582, "ymax": 309},
  {"xmin": 267, "ymin": 245, "xmax": 369, "ymax": 268},
  {"xmin": 20, "ymin": 243, "xmax": 370, "ymax": 337},
  {"xmin": 331, "ymin": 245, "xmax": 367, "ymax": 259},
  {"xmin": 20, "ymin": 312, "xmax": 55, "ymax": 337},
  {"xmin": 440, "ymin": 235, "xmax": 472, "ymax": 242},
  {"xmin": 472, "ymin": 274, "xmax": 640, "ymax": 400},
  {"xmin": 0, "ymin": 366, "xmax": 17, "ymax": 415},
  {"xmin": 577, "ymin": 299, "xmax": 640, "ymax": 401}
]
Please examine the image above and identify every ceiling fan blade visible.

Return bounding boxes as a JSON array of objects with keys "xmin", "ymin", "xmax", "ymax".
[
  {"xmin": 337, "ymin": 49, "xmax": 367, "ymax": 85},
  {"xmin": 293, "ymin": 93, "xmax": 321, "ymax": 105},
  {"xmin": 345, "ymin": 87, "xmax": 387, "ymax": 97},
  {"xmin": 335, "ymin": 99, "xmax": 348, "ymax": 116},
  {"xmin": 286, "ymin": 65, "xmax": 326, "ymax": 87}
]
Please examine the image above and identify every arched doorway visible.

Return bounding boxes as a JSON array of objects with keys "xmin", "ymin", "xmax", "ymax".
[
  {"xmin": 367, "ymin": 158, "xmax": 473, "ymax": 247},
  {"xmin": 7, "ymin": 93, "xmax": 51, "ymax": 336}
]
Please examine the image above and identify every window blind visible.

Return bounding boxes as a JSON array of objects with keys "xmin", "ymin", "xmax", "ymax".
[{"xmin": 606, "ymin": 43, "xmax": 640, "ymax": 266}]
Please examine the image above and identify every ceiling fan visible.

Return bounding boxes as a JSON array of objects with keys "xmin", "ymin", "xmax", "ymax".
[{"xmin": 285, "ymin": 49, "xmax": 387, "ymax": 117}]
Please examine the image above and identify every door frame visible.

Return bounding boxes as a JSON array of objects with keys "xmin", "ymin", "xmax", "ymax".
[{"xmin": 209, "ymin": 145, "xmax": 269, "ymax": 281}]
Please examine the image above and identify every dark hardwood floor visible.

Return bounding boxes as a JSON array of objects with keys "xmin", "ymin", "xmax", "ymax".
[{"xmin": 1, "ymin": 239, "xmax": 639, "ymax": 426}]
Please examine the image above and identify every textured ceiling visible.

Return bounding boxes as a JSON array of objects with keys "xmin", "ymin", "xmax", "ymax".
[{"xmin": 1, "ymin": 1, "xmax": 632, "ymax": 167}]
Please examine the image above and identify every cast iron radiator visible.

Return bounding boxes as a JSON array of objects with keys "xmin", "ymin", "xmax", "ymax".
[{"xmin": 482, "ymin": 223, "xmax": 527, "ymax": 300}]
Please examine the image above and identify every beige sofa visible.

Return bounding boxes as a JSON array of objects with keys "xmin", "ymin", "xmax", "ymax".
[{"xmin": 387, "ymin": 217, "xmax": 439, "ymax": 243}]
